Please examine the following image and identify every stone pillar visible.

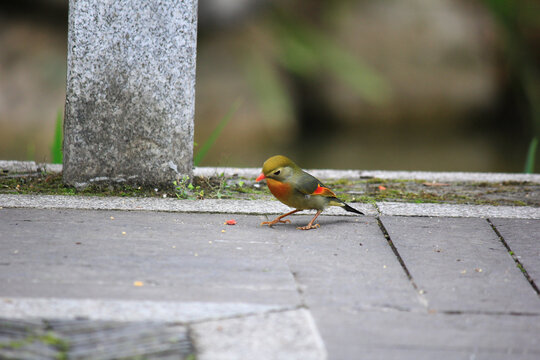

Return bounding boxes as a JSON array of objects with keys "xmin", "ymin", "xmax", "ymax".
[{"xmin": 63, "ymin": 0, "xmax": 198, "ymax": 188}]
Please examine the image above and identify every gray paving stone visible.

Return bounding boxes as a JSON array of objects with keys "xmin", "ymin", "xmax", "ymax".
[
  {"xmin": 3, "ymin": 204, "xmax": 539, "ymax": 359},
  {"xmin": 380, "ymin": 216, "xmax": 540, "ymax": 313},
  {"xmin": 362, "ymin": 170, "xmax": 540, "ymax": 183},
  {"xmin": 277, "ymin": 216, "xmax": 424, "ymax": 312},
  {"xmin": 0, "ymin": 209, "xmax": 299, "ymax": 305},
  {"xmin": 490, "ymin": 218, "xmax": 540, "ymax": 288},
  {"xmin": 0, "ymin": 160, "xmax": 38, "ymax": 173},
  {"xmin": 354, "ymin": 349, "xmax": 539, "ymax": 360},
  {"xmin": 275, "ymin": 216, "xmax": 425, "ymax": 359},
  {"xmin": 314, "ymin": 309, "xmax": 540, "ymax": 360},
  {"xmin": 0, "ymin": 298, "xmax": 291, "ymax": 323},
  {"xmin": 0, "ymin": 194, "xmax": 379, "ymax": 217},
  {"xmin": 191, "ymin": 309, "xmax": 327, "ymax": 360},
  {"xmin": 378, "ymin": 202, "xmax": 540, "ymax": 219},
  {"xmin": 5, "ymin": 161, "xmax": 540, "ymax": 183},
  {"xmin": 193, "ymin": 167, "xmax": 540, "ymax": 183}
]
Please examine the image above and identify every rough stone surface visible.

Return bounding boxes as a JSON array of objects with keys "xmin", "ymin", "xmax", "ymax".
[
  {"xmin": 191, "ymin": 309, "xmax": 327, "ymax": 360},
  {"xmin": 64, "ymin": 0, "xmax": 198, "ymax": 187},
  {"xmin": 381, "ymin": 216, "xmax": 540, "ymax": 313}
]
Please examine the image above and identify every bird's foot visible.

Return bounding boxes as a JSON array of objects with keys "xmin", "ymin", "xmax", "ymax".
[
  {"xmin": 297, "ymin": 223, "xmax": 320, "ymax": 230},
  {"xmin": 260, "ymin": 218, "xmax": 291, "ymax": 227}
]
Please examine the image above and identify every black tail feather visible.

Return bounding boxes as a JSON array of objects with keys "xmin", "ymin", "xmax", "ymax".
[{"xmin": 342, "ymin": 203, "xmax": 364, "ymax": 215}]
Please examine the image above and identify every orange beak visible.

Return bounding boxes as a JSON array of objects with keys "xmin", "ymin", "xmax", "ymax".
[{"xmin": 256, "ymin": 173, "xmax": 266, "ymax": 182}]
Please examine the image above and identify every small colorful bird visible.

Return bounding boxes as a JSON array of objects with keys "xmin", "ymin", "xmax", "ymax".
[{"xmin": 256, "ymin": 155, "xmax": 363, "ymax": 230}]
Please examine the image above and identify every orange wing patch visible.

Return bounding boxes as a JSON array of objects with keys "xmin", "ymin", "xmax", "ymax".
[{"xmin": 313, "ymin": 184, "xmax": 337, "ymax": 197}]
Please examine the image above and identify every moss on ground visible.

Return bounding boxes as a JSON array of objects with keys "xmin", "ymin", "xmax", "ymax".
[
  {"xmin": 1, "ymin": 172, "xmax": 538, "ymax": 207},
  {"xmin": 0, "ymin": 331, "xmax": 69, "ymax": 359}
]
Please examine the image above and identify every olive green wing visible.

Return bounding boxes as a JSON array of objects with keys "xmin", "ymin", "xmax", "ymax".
[{"xmin": 294, "ymin": 171, "xmax": 337, "ymax": 198}]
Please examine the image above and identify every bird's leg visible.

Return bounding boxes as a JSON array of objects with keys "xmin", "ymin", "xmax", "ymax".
[
  {"xmin": 297, "ymin": 210, "xmax": 323, "ymax": 230},
  {"xmin": 261, "ymin": 209, "xmax": 300, "ymax": 227}
]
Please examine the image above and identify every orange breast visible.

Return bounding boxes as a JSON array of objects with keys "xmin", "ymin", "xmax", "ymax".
[{"xmin": 266, "ymin": 178, "xmax": 293, "ymax": 204}]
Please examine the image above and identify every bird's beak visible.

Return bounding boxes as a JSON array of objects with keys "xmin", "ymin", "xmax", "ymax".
[{"xmin": 256, "ymin": 173, "xmax": 266, "ymax": 182}]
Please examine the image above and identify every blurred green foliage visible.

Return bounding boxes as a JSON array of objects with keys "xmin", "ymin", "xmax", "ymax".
[
  {"xmin": 243, "ymin": 3, "xmax": 392, "ymax": 135},
  {"xmin": 193, "ymin": 99, "xmax": 243, "ymax": 167},
  {"xmin": 482, "ymin": 0, "xmax": 540, "ymax": 173},
  {"xmin": 272, "ymin": 11, "xmax": 391, "ymax": 105}
]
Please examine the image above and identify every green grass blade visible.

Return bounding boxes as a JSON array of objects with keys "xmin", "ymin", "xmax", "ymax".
[
  {"xmin": 51, "ymin": 110, "xmax": 63, "ymax": 164},
  {"xmin": 193, "ymin": 99, "xmax": 242, "ymax": 167},
  {"xmin": 524, "ymin": 137, "xmax": 538, "ymax": 173}
]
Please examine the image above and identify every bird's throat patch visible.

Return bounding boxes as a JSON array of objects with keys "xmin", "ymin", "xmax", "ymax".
[{"xmin": 266, "ymin": 178, "xmax": 292, "ymax": 202}]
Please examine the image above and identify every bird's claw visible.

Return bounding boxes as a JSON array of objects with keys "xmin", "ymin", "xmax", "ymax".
[
  {"xmin": 260, "ymin": 219, "xmax": 291, "ymax": 227},
  {"xmin": 297, "ymin": 223, "xmax": 320, "ymax": 230}
]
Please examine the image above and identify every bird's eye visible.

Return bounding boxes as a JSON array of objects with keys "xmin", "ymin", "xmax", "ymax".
[{"xmin": 274, "ymin": 170, "xmax": 281, "ymax": 176}]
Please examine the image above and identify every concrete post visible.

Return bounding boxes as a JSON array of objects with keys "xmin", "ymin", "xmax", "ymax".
[{"xmin": 63, "ymin": 0, "xmax": 198, "ymax": 188}]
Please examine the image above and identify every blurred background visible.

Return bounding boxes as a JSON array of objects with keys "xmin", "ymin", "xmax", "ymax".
[{"xmin": 0, "ymin": 0, "xmax": 539, "ymax": 172}]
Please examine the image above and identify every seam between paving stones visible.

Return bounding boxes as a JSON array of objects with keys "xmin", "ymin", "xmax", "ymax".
[
  {"xmin": 373, "ymin": 201, "xmax": 382, "ymax": 215},
  {"xmin": 359, "ymin": 343, "xmax": 540, "ymax": 355},
  {"xmin": 182, "ymin": 305, "xmax": 304, "ymax": 326},
  {"xmin": 275, "ymin": 237, "xmax": 310, "ymax": 310},
  {"xmin": 486, "ymin": 218, "xmax": 540, "ymax": 296},
  {"xmin": 285, "ymin": 266, "xmax": 308, "ymax": 309},
  {"xmin": 185, "ymin": 326, "xmax": 197, "ymax": 359},
  {"xmin": 440, "ymin": 310, "xmax": 540, "ymax": 316},
  {"xmin": 376, "ymin": 217, "xmax": 540, "ymax": 316},
  {"xmin": 375, "ymin": 217, "xmax": 428, "ymax": 307}
]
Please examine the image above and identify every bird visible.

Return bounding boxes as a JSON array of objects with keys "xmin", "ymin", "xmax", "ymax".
[{"xmin": 256, "ymin": 155, "xmax": 364, "ymax": 230}]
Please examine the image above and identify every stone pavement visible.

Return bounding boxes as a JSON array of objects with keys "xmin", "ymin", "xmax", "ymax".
[{"xmin": 1, "ymin": 194, "xmax": 539, "ymax": 359}]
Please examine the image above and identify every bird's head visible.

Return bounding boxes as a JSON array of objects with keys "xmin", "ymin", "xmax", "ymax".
[{"xmin": 256, "ymin": 155, "xmax": 298, "ymax": 182}]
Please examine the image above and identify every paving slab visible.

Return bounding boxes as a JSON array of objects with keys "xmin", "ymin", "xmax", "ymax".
[
  {"xmin": 0, "ymin": 209, "xmax": 299, "ymax": 305},
  {"xmin": 0, "ymin": 298, "xmax": 290, "ymax": 323},
  {"xmin": 5, "ymin": 161, "xmax": 540, "ymax": 183},
  {"xmin": 0, "ymin": 194, "xmax": 379, "ymax": 216},
  {"xmin": 378, "ymin": 202, "xmax": 540, "ymax": 219},
  {"xmin": 314, "ymin": 309, "xmax": 540, "ymax": 360},
  {"xmin": 274, "ymin": 216, "xmax": 428, "ymax": 359},
  {"xmin": 0, "ymin": 208, "xmax": 329, "ymax": 359},
  {"xmin": 380, "ymin": 216, "xmax": 540, "ymax": 313},
  {"xmin": 2, "ymin": 203, "xmax": 540, "ymax": 359},
  {"xmin": 490, "ymin": 218, "xmax": 540, "ymax": 287},
  {"xmin": 5, "ymin": 194, "xmax": 540, "ymax": 219},
  {"xmin": 277, "ymin": 216, "xmax": 424, "ymax": 312},
  {"xmin": 191, "ymin": 308, "xmax": 326, "ymax": 360}
]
